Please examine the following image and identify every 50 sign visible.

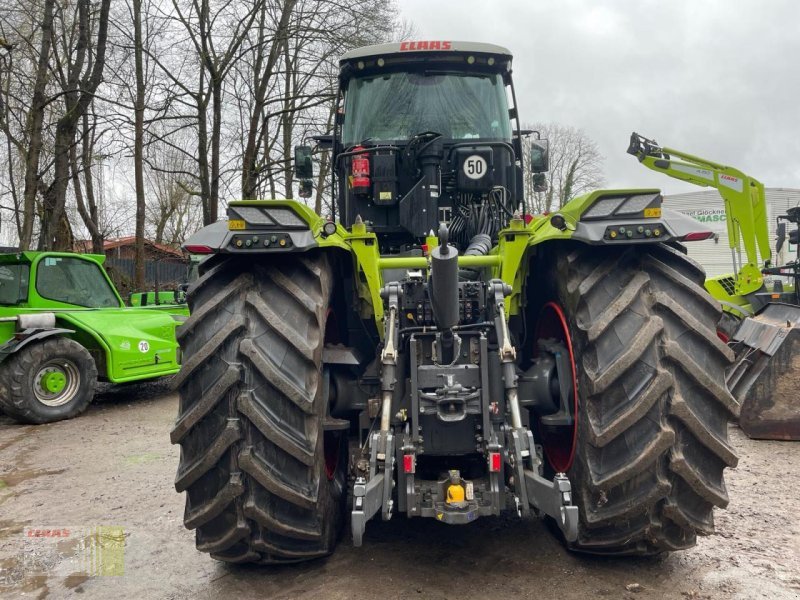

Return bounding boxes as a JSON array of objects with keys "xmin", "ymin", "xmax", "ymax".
[{"xmin": 463, "ymin": 155, "xmax": 487, "ymax": 180}]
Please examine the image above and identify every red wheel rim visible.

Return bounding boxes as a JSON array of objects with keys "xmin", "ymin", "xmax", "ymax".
[
  {"xmin": 324, "ymin": 432, "xmax": 340, "ymax": 481},
  {"xmin": 533, "ymin": 302, "xmax": 579, "ymax": 473},
  {"xmin": 323, "ymin": 308, "xmax": 341, "ymax": 481}
]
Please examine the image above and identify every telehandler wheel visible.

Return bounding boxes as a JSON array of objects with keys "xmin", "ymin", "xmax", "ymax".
[
  {"xmin": 537, "ymin": 243, "xmax": 739, "ymax": 555},
  {"xmin": 0, "ymin": 337, "xmax": 97, "ymax": 424},
  {"xmin": 172, "ymin": 253, "xmax": 346, "ymax": 564}
]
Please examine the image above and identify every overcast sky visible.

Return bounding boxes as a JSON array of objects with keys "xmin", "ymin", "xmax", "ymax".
[{"xmin": 399, "ymin": 0, "xmax": 800, "ymax": 196}]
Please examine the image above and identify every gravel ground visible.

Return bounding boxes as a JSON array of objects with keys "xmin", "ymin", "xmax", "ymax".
[{"xmin": 1, "ymin": 384, "xmax": 798, "ymax": 600}]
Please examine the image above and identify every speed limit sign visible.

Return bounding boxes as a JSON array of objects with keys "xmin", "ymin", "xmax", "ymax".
[{"xmin": 463, "ymin": 155, "xmax": 487, "ymax": 180}]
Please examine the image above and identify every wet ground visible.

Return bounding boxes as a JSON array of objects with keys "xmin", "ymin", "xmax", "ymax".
[{"xmin": 1, "ymin": 384, "xmax": 798, "ymax": 600}]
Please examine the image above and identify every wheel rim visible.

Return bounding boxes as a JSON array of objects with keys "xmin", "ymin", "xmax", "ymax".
[
  {"xmin": 33, "ymin": 359, "xmax": 81, "ymax": 407},
  {"xmin": 533, "ymin": 302, "xmax": 579, "ymax": 473}
]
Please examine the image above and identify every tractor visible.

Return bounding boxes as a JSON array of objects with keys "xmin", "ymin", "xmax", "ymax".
[{"xmin": 174, "ymin": 41, "xmax": 738, "ymax": 562}]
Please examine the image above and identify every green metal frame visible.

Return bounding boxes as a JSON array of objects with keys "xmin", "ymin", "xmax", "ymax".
[
  {"xmin": 228, "ymin": 191, "xmax": 655, "ymax": 335},
  {"xmin": 630, "ymin": 135, "xmax": 772, "ymax": 313},
  {"xmin": 0, "ymin": 251, "xmax": 182, "ymax": 382}
]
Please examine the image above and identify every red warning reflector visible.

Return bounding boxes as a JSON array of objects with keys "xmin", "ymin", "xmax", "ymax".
[
  {"xmin": 681, "ymin": 231, "xmax": 715, "ymax": 242},
  {"xmin": 184, "ymin": 244, "xmax": 214, "ymax": 254},
  {"xmin": 403, "ymin": 454, "xmax": 415, "ymax": 474},
  {"xmin": 489, "ymin": 452, "xmax": 501, "ymax": 472}
]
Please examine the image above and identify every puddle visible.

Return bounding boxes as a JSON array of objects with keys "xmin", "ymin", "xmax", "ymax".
[
  {"xmin": 64, "ymin": 571, "xmax": 89, "ymax": 589},
  {"xmin": 0, "ymin": 519, "xmax": 28, "ymax": 540},
  {"xmin": 0, "ymin": 429, "xmax": 34, "ymax": 453},
  {"xmin": 0, "ymin": 467, "xmax": 66, "ymax": 488}
]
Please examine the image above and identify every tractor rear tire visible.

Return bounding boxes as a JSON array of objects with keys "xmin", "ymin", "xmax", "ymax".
[
  {"xmin": 545, "ymin": 243, "xmax": 739, "ymax": 555},
  {"xmin": 172, "ymin": 253, "xmax": 346, "ymax": 563},
  {"xmin": 0, "ymin": 337, "xmax": 97, "ymax": 424}
]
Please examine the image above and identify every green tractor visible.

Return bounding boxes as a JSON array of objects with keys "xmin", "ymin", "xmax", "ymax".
[
  {"xmin": 174, "ymin": 41, "xmax": 738, "ymax": 562},
  {"xmin": 0, "ymin": 251, "xmax": 184, "ymax": 423}
]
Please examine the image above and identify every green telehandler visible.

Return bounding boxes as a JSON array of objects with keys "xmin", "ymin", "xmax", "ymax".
[
  {"xmin": 174, "ymin": 42, "xmax": 738, "ymax": 562},
  {"xmin": 0, "ymin": 251, "xmax": 185, "ymax": 423},
  {"xmin": 628, "ymin": 133, "xmax": 800, "ymax": 440}
]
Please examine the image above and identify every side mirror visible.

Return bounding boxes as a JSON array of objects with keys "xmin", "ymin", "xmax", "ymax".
[
  {"xmin": 294, "ymin": 146, "xmax": 313, "ymax": 179},
  {"xmin": 776, "ymin": 222, "xmax": 787, "ymax": 254},
  {"xmin": 313, "ymin": 134, "xmax": 335, "ymax": 150},
  {"xmin": 298, "ymin": 179, "xmax": 313, "ymax": 199},
  {"xmin": 532, "ymin": 173, "xmax": 548, "ymax": 193},
  {"xmin": 530, "ymin": 139, "xmax": 549, "ymax": 173}
]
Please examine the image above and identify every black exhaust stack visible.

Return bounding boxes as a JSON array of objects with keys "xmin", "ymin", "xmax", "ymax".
[{"xmin": 429, "ymin": 224, "xmax": 460, "ymax": 363}]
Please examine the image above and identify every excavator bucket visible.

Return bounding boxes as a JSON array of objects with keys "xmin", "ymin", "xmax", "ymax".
[{"xmin": 726, "ymin": 303, "xmax": 800, "ymax": 440}]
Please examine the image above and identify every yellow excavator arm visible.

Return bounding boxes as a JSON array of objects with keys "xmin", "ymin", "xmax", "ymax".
[{"xmin": 628, "ymin": 132, "xmax": 771, "ymax": 297}]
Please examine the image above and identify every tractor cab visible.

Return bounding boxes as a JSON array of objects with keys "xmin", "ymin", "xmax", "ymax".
[{"xmin": 300, "ymin": 42, "xmax": 547, "ymax": 250}]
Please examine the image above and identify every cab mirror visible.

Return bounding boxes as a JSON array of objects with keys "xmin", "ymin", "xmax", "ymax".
[
  {"xmin": 298, "ymin": 179, "xmax": 313, "ymax": 199},
  {"xmin": 776, "ymin": 222, "xmax": 786, "ymax": 253},
  {"xmin": 533, "ymin": 173, "xmax": 548, "ymax": 193},
  {"xmin": 294, "ymin": 146, "xmax": 313, "ymax": 179},
  {"xmin": 530, "ymin": 139, "xmax": 549, "ymax": 173}
]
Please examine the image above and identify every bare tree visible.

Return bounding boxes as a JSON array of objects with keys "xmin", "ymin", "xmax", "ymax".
[
  {"xmin": 523, "ymin": 123, "xmax": 605, "ymax": 213},
  {"xmin": 144, "ymin": 132, "xmax": 200, "ymax": 245},
  {"xmin": 132, "ymin": 0, "xmax": 146, "ymax": 287},
  {"xmin": 38, "ymin": 0, "xmax": 113, "ymax": 251},
  {"xmin": 18, "ymin": 0, "xmax": 54, "ymax": 250},
  {"xmin": 69, "ymin": 108, "xmax": 106, "ymax": 254}
]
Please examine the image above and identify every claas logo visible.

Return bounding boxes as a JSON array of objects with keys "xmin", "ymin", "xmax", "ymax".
[{"xmin": 399, "ymin": 41, "xmax": 452, "ymax": 51}]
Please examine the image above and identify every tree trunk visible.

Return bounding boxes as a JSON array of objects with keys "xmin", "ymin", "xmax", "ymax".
[
  {"xmin": 210, "ymin": 80, "xmax": 221, "ymax": 222},
  {"xmin": 133, "ymin": 0, "xmax": 146, "ymax": 289},
  {"xmin": 20, "ymin": 0, "xmax": 55, "ymax": 250},
  {"xmin": 38, "ymin": 0, "xmax": 112, "ymax": 250},
  {"xmin": 70, "ymin": 140, "xmax": 103, "ymax": 253},
  {"xmin": 240, "ymin": 0, "xmax": 296, "ymax": 199}
]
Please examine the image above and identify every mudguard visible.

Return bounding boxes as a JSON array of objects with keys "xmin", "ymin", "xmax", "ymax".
[{"xmin": 0, "ymin": 327, "xmax": 74, "ymax": 364}]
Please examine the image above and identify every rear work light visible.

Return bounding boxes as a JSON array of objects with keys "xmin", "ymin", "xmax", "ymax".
[
  {"xmin": 351, "ymin": 146, "xmax": 371, "ymax": 194},
  {"xmin": 489, "ymin": 452, "xmax": 502, "ymax": 472}
]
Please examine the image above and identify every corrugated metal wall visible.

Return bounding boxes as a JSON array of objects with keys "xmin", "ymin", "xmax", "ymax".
[{"xmin": 663, "ymin": 188, "xmax": 800, "ymax": 277}]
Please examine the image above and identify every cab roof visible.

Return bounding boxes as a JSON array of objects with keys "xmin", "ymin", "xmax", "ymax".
[
  {"xmin": 0, "ymin": 251, "xmax": 107, "ymax": 266},
  {"xmin": 340, "ymin": 41, "xmax": 513, "ymax": 63}
]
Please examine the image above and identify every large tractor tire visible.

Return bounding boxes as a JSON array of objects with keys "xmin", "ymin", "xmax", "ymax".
[
  {"xmin": 0, "ymin": 337, "xmax": 97, "ymax": 424},
  {"xmin": 535, "ymin": 243, "xmax": 739, "ymax": 555},
  {"xmin": 172, "ymin": 253, "xmax": 346, "ymax": 563}
]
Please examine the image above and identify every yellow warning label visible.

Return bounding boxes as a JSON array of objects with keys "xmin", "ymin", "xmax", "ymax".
[
  {"xmin": 644, "ymin": 207, "xmax": 662, "ymax": 218},
  {"xmin": 228, "ymin": 219, "xmax": 246, "ymax": 230}
]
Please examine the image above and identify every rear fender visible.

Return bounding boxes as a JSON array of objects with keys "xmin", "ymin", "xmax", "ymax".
[
  {"xmin": 530, "ymin": 189, "xmax": 713, "ymax": 247},
  {"xmin": 182, "ymin": 200, "xmax": 349, "ymax": 256}
]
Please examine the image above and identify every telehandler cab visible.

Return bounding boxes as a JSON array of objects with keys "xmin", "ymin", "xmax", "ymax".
[{"xmin": 0, "ymin": 251, "xmax": 183, "ymax": 423}]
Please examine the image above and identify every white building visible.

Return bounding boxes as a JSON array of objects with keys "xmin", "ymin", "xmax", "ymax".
[{"xmin": 663, "ymin": 188, "xmax": 800, "ymax": 278}]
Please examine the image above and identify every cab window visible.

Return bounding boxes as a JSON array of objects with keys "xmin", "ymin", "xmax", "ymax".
[
  {"xmin": 35, "ymin": 257, "xmax": 120, "ymax": 308},
  {"xmin": 0, "ymin": 264, "xmax": 30, "ymax": 305}
]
